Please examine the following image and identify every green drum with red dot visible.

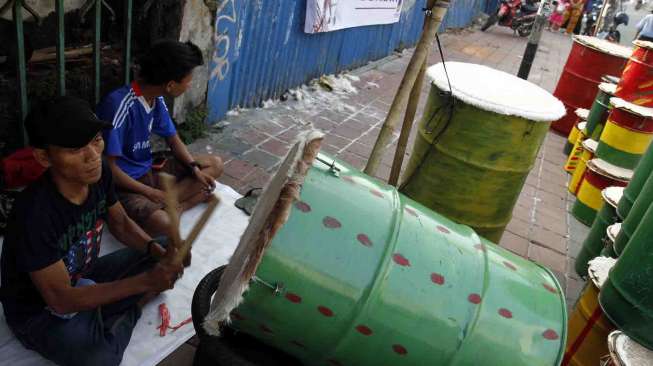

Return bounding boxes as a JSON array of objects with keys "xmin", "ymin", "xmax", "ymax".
[{"xmin": 225, "ymin": 154, "xmax": 567, "ymax": 366}]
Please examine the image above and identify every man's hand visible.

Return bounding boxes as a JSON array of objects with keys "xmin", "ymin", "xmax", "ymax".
[
  {"xmin": 192, "ymin": 167, "xmax": 216, "ymax": 194},
  {"xmin": 145, "ymin": 187, "xmax": 166, "ymax": 204},
  {"xmin": 146, "ymin": 260, "xmax": 184, "ymax": 293}
]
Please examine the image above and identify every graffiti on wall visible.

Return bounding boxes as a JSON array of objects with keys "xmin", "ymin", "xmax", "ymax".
[{"xmin": 210, "ymin": 0, "xmax": 237, "ymax": 89}]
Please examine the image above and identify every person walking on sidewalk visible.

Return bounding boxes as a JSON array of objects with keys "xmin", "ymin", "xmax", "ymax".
[
  {"xmin": 635, "ymin": 11, "xmax": 653, "ymax": 42},
  {"xmin": 97, "ymin": 40, "xmax": 223, "ymax": 238},
  {"xmin": 0, "ymin": 97, "xmax": 184, "ymax": 366}
]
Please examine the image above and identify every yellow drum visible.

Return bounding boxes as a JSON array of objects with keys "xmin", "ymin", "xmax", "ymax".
[
  {"xmin": 565, "ymin": 109, "xmax": 589, "ymax": 155},
  {"xmin": 565, "ymin": 121, "xmax": 589, "ymax": 174},
  {"xmin": 569, "ymin": 139, "xmax": 598, "ymax": 195},
  {"xmin": 563, "ymin": 257, "xmax": 617, "ymax": 366}
]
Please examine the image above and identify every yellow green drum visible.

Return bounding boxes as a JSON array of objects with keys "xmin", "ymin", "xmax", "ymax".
[
  {"xmin": 595, "ymin": 98, "xmax": 653, "ymax": 170},
  {"xmin": 586, "ymin": 82, "xmax": 617, "ymax": 140},
  {"xmin": 565, "ymin": 109, "xmax": 589, "ymax": 155},
  {"xmin": 401, "ymin": 62, "xmax": 565, "ymax": 243},
  {"xmin": 569, "ymin": 139, "xmax": 598, "ymax": 195},
  {"xmin": 565, "ymin": 122, "xmax": 589, "ymax": 175},
  {"xmin": 572, "ymin": 159, "xmax": 632, "ymax": 226},
  {"xmin": 564, "ymin": 258, "xmax": 616, "ymax": 366}
]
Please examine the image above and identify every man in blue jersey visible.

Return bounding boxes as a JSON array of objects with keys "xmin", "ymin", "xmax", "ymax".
[{"xmin": 97, "ymin": 40, "xmax": 223, "ymax": 237}]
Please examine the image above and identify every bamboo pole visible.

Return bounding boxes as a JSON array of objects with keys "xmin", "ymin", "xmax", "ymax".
[
  {"xmin": 364, "ymin": 0, "xmax": 450, "ymax": 176},
  {"xmin": 388, "ymin": 56, "xmax": 427, "ymax": 186}
]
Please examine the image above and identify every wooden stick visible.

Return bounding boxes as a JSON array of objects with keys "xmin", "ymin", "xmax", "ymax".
[
  {"xmin": 159, "ymin": 173, "xmax": 182, "ymax": 260},
  {"xmin": 363, "ymin": 0, "xmax": 449, "ymax": 176},
  {"xmin": 388, "ymin": 59, "xmax": 427, "ymax": 186},
  {"xmin": 184, "ymin": 194, "xmax": 220, "ymax": 249},
  {"xmin": 160, "ymin": 173, "xmax": 221, "ymax": 265},
  {"xmin": 29, "ymin": 46, "xmax": 93, "ymax": 63}
]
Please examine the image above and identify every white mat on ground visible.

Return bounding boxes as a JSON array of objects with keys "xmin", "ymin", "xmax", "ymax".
[{"xmin": 0, "ymin": 183, "xmax": 248, "ymax": 366}]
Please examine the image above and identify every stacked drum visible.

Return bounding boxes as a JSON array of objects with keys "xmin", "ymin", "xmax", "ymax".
[
  {"xmin": 551, "ymin": 36, "xmax": 631, "ymax": 135},
  {"xmin": 564, "ymin": 40, "xmax": 653, "ymax": 363}
]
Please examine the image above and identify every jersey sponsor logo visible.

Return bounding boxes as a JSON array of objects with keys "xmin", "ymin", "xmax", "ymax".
[{"xmin": 132, "ymin": 140, "xmax": 151, "ymax": 152}]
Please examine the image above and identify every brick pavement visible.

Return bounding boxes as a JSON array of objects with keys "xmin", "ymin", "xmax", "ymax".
[{"xmin": 159, "ymin": 26, "xmax": 582, "ymax": 365}]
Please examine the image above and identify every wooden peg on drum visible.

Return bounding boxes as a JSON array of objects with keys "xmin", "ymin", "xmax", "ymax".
[{"xmin": 159, "ymin": 173, "xmax": 220, "ymax": 267}]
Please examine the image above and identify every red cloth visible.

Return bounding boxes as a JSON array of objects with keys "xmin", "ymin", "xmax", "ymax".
[{"xmin": 1, "ymin": 148, "xmax": 46, "ymax": 189}]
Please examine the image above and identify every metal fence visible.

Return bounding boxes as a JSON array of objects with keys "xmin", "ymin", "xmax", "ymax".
[
  {"xmin": 9, "ymin": 0, "xmax": 133, "ymax": 146},
  {"xmin": 206, "ymin": 0, "xmax": 487, "ymax": 122}
]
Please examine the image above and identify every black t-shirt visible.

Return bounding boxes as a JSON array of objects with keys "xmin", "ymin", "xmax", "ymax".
[{"xmin": 0, "ymin": 161, "xmax": 117, "ymax": 326}]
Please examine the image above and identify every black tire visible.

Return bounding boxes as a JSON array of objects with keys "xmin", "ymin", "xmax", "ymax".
[
  {"xmin": 191, "ymin": 266, "xmax": 302, "ymax": 366},
  {"xmin": 481, "ymin": 14, "xmax": 498, "ymax": 31},
  {"xmin": 517, "ymin": 25, "xmax": 532, "ymax": 37}
]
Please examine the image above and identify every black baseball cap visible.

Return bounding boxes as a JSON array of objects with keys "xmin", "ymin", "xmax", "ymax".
[{"xmin": 25, "ymin": 96, "xmax": 112, "ymax": 149}]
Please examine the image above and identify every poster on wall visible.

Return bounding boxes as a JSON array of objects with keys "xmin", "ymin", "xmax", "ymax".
[{"xmin": 305, "ymin": 0, "xmax": 404, "ymax": 33}]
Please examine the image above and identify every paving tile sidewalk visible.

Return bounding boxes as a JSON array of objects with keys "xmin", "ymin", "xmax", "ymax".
[{"xmin": 159, "ymin": 26, "xmax": 582, "ymax": 365}]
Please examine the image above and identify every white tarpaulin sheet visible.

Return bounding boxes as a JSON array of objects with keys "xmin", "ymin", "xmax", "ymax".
[
  {"xmin": 305, "ymin": 0, "xmax": 403, "ymax": 33},
  {"xmin": 0, "ymin": 183, "xmax": 248, "ymax": 366}
]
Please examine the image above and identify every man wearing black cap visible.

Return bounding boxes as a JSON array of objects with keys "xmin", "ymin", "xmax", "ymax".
[{"xmin": 0, "ymin": 96, "xmax": 184, "ymax": 366}]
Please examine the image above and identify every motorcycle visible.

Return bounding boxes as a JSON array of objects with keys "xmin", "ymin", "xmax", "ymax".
[
  {"xmin": 596, "ymin": 11, "xmax": 629, "ymax": 43},
  {"xmin": 481, "ymin": 0, "xmax": 539, "ymax": 37},
  {"xmin": 582, "ymin": 3, "xmax": 602, "ymax": 35}
]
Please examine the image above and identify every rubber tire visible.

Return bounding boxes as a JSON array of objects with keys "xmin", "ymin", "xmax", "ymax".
[
  {"xmin": 517, "ymin": 25, "xmax": 532, "ymax": 37},
  {"xmin": 191, "ymin": 266, "xmax": 302, "ymax": 366},
  {"xmin": 481, "ymin": 14, "xmax": 498, "ymax": 31}
]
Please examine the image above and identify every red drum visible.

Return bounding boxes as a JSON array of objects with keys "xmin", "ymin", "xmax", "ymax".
[
  {"xmin": 551, "ymin": 36, "xmax": 631, "ymax": 135},
  {"xmin": 615, "ymin": 40, "xmax": 653, "ymax": 107}
]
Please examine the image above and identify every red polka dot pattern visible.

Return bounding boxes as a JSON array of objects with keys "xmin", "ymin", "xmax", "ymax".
[
  {"xmin": 542, "ymin": 329, "xmax": 559, "ymax": 340},
  {"xmin": 392, "ymin": 344, "xmax": 408, "ymax": 355},
  {"xmin": 357, "ymin": 233, "xmax": 373, "ymax": 247},
  {"xmin": 543, "ymin": 283, "xmax": 558, "ymax": 294},
  {"xmin": 370, "ymin": 189, "xmax": 384, "ymax": 198},
  {"xmin": 285, "ymin": 293, "xmax": 302, "ymax": 303},
  {"xmin": 468, "ymin": 293, "xmax": 482, "ymax": 304},
  {"xmin": 342, "ymin": 176, "xmax": 356, "ymax": 184},
  {"xmin": 498, "ymin": 308, "xmax": 513, "ymax": 319},
  {"xmin": 392, "ymin": 253, "xmax": 410, "ymax": 267},
  {"xmin": 436, "ymin": 225, "xmax": 451, "ymax": 234},
  {"xmin": 503, "ymin": 261, "xmax": 517, "ymax": 271},
  {"xmin": 356, "ymin": 325, "xmax": 373, "ymax": 336},
  {"xmin": 295, "ymin": 201, "xmax": 311, "ymax": 213},
  {"xmin": 405, "ymin": 207, "xmax": 418, "ymax": 217},
  {"xmin": 318, "ymin": 306, "xmax": 334, "ymax": 317},
  {"xmin": 323, "ymin": 216, "xmax": 342, "ymax": 229},
  {"xmin": 431, "ymin": 273, "xmax": 445, "ymax": 285}
]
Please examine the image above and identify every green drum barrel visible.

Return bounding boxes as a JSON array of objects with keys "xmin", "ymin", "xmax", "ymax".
[
  {"xmin": 586, "ymin": 82, "xmax": 617, "ymax": 140},
  {"xmin": 574, "ymin": 186, "xmax": 623, "ymax": 277},
  {"xmin": 600, "ymin": 223, "xmax": 620, "ymax": 258},
  {"xmin": 613, "ymin": 169, "xmax": 653, "ymax": 255},
  {"xmin": 600, "ymin": 201, "xmax": 653, "ymax": 349},
  {"xmin": 229, "ymin": 154, "xmax": 567, "ymax": 366},
  {"xmin": 617, "ymin": 142, "xmax": 653, "ymax": 220},
  {"xmin": 401, "ymin": 62, "xmax": 565, "ymax": 243}
]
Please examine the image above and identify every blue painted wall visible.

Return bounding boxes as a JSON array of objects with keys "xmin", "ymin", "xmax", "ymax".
[{"xmin": 207, "ymin": 0, "xmax": 486, "ymax": 122}]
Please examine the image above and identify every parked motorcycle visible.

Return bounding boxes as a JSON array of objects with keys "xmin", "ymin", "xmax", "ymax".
[
  {"xmin": 582, "ymin": 3, "xmax": 602, "ymax": 35},
  {"xmin": 481, "ymin": 0, "xmax": 539, "ymax": 37},
  {"xmin": 596, "ymin": 11, "xmax": 629, "ymax": 43}
]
